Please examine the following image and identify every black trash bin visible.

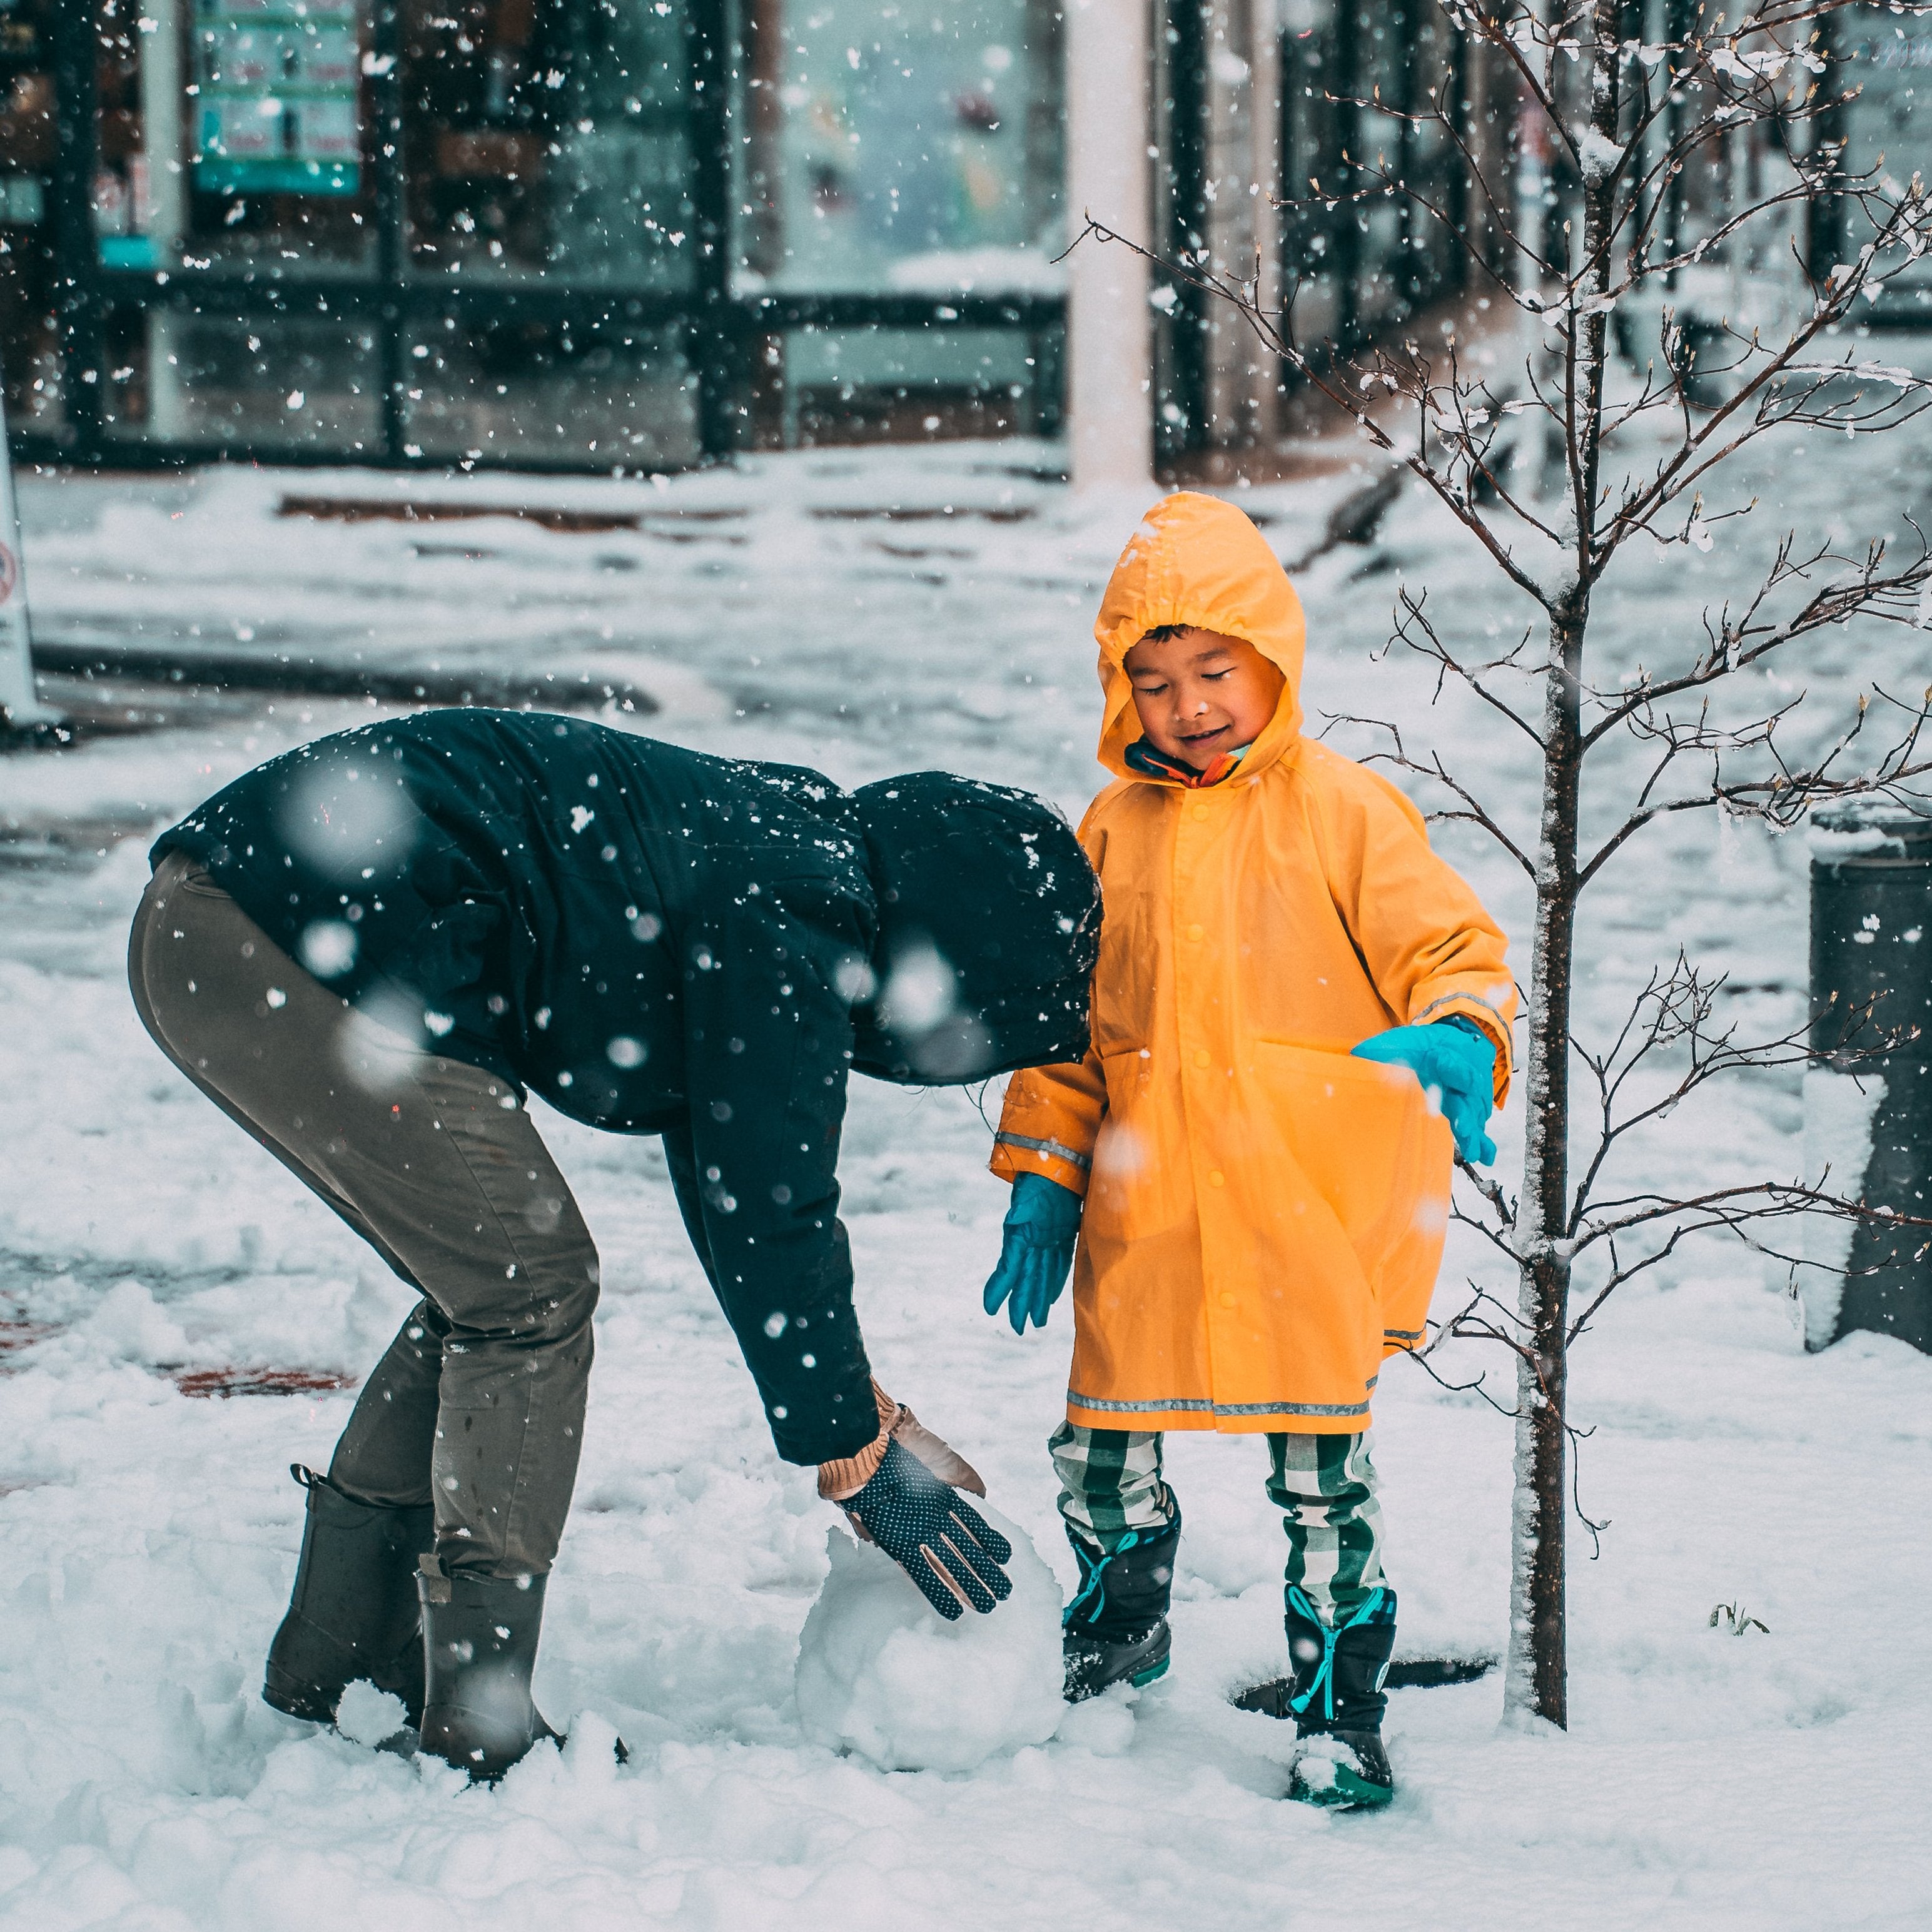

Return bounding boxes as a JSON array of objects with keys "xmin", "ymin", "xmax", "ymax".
[{"xmin": 1806, "ymin": 807, "xmax": 1932, "ymax": 1353}]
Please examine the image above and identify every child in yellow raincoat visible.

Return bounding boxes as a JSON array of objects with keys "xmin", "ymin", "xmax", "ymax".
[{"xmin": 983, "ymin": 491, "xmax": 1515, "ymax": 1811}]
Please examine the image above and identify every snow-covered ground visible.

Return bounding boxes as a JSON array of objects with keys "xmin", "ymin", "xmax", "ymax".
[{"xmin": 3, "ymin": 387, "xmax": 1930, "ymax": 1928}]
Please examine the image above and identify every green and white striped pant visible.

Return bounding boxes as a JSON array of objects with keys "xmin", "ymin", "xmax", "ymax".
[{"xmin": 1048, "ymin": 1422, "xmax": 1385, "ymax": 1624}]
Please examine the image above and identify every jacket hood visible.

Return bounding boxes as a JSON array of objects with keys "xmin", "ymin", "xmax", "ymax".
[
  {"xmin": 1093, "ymin": 491, "xmax": 1307, "ymax": 785},
  {"xmin": 848, "ymin": 772, "xmax": 1102, "ymax": 1084}
]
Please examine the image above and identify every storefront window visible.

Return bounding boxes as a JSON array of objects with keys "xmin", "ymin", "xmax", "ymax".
[
  {"xmin": 93, "ymin": 0, "xmax": 376, "ymax": 274},
  {"xmin": 769, "ymin": 323, "xmax": 1040, "ymax": 444},
  {"xmin": 401, "ymin": 0, "xmax": 698, "ymax": 289},
  {"xmin": 89, "ymin": 0, "xmax": 375, "ymax": 450},
  {"xmin": 192, "ymin": 0, "xmax": 365, "ymax": 198},
  {"xmin": 99, "ymin": 303, "xmax": 385, "ymax": 452},
  {"xmin": 734, "ymin": 0, "xmax": 1063, "ymax": 296},
  {"xmin": 399, "ymin": 311, "xmax": 700, "ymax": 462},
  {"xmin": 5, "ymin": 0, "xmax": 1068, "ymax": 465}
]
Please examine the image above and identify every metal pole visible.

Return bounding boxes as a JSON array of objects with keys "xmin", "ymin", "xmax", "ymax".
[
  {"xmin": 51, "ymin": 0, "xmax": 104, "ymax": 462},
  {"xmin": 0, "ymin": 351, "xmax": 59, "ymax": 731},
  {"xmin": 1806, "ymin": 10, "xmax": 1849, "ymax": 290},
  {"xmin": 1805, "ymin": 807, "xmax": 1932, "ymax": 1355},
  {"xmin": 370, "ymin": 0, "xmax": 408, "ymax": 465},
  {"xmin": 687, "ymin": 0, "xmax": 739, "ymax": 460},
  {"xmin": 1160, "ymin": 0, "xmax": 1210, "ymax": 460}
]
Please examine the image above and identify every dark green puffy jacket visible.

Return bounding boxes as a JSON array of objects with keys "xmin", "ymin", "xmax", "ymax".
[{"xmin": 153, "ymin": 710, "xmax": 1099, "ymax": 1465}]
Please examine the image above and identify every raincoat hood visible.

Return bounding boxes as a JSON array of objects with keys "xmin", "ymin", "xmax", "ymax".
[
  {"xmin": 1093, "ymin": 491, "xmax": 1307, "ymax": 784},
  {"xmin": 849, "ymin": 773, "xmax": 1102, "ymax": 1084}
]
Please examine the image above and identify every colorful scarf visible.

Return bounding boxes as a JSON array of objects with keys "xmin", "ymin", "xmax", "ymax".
[{"xmin": 1123, "ymin": 739, "xmax": 1252, "ymax": 789}]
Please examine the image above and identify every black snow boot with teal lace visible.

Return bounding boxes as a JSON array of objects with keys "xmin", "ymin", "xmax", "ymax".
[
  {"xmin": 1283, "ymin": 1583, "xmax": 1398, "ymax": 1811},
  {"xmin": 1061, "ymin": 1509, "xmax": 1182, "ymax": 1702}
]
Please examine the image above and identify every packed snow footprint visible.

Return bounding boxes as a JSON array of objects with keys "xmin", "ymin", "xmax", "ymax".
[{"xmin": 795, "ymin": 1510, "xmax": 1065, "ymax": 1773}]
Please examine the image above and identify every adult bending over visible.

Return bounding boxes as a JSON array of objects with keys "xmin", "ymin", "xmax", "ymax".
[{"xmin": 129, "ymin": 710, "xmax": 1100, "ymax": 1778}]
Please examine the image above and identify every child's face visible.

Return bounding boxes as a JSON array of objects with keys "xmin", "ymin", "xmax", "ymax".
[{"xmin": 1123, "ymin": 627, "xmax": 1286, "ymax": 771}]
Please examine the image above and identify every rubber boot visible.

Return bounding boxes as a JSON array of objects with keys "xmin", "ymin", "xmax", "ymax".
[
  {"xmin": 263, "ymin": 1464, "xmax": 432, "ymax": 1736},
  {"xmin": 1283, "ymin": 1583, "xmax": 1398, "ymax": 1811},
  {"xmin": 1061, "ymin": 1507, "xmax": 1182, "ymax": 1703},
  {"xmin": 417, "ymin": 1559, "xmax": 562, "ymax": 1782}
]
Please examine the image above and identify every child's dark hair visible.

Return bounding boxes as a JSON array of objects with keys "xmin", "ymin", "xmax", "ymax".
[{"xmin": 1140, "ymin": 624, "xmax": 1191, "ymax": 645}]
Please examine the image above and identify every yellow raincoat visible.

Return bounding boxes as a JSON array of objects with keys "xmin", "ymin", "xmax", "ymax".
[{"xmin": 991, "ymin": 492, "xmax": 1515, "ymax": 1435}]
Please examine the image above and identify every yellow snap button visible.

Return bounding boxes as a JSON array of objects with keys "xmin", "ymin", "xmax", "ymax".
[
  {"xmin": 1208, "ymin": 1170, "xmax": 1225, "ymax": 1187},
  {"xmin": 1218, "ymin": 1291, "xmax": 1237, "ymax": 1309},
  {"xmin": 1191, "ymin": 803, "xmax": 1210, "ymax": 822},
  {"xmin": 1193, "ymin": 1049, "xmax": 1210, "ymax": 1068},
  {"xmin": 1187, "ymin": 923, "xmax": 1204, "ymax": 941}
]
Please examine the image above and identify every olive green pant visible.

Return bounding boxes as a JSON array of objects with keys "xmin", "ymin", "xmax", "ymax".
[{"xmin": 128, "ymin": 851, "xmax": 600, "ymax": 1578}]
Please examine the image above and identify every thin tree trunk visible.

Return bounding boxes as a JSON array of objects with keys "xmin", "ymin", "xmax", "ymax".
[
  {"xmin": 1505, "ymin": 8, "xmax": 1621, "ymax": 1730},
  {"xmin": 1509, "ymin": 597, "xmax": 1581, "ymax": 1729}
]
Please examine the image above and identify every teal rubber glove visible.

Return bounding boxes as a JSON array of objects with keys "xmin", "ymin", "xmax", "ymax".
[
  {"xmin": 983, "ymin": 1171, "xmax": 1083, "ymax": 1334},
  {"xmin": 1351, "ymin": 1016, "xmax": 1499, "ymax": 1165}
]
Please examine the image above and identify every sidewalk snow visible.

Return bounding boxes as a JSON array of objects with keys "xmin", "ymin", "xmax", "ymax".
[{"xmin": 1, "ymin": 425, "xmax": 1929, "ymax": 1928}]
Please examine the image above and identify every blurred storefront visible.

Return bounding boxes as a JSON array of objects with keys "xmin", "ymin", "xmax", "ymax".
[
  {"xmin": 0, "ymin": 0, "xmax": 1545, "ymax": 473},
  {"xmin": 1, "ymin": 0, "xmax": 1066, "ymax": 467}
]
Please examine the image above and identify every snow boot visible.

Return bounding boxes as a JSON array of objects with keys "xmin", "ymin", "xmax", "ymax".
[
  {"xmin": 1283, "ymin": 1583, "xmax": 1398, "ymax": 1811},
  {"xmin": 417, "ymin": 1559, "xmax": 562, "ymax": 1782},
  {"xmin": 1061, "ymin": 1508, "xmax": 1181, "ymax": 1702},
  {"xmin": 263, "ymin": 1464, "xmax": 432, "ymax": 1736}
]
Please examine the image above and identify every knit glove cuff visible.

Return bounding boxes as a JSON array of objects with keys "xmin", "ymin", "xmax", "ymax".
[
  {"xmin": 817, "ymin": 1380, "xmax": 899, "ymax": 1502},
  {"xmin": 817, "ymin": 1382, "xmax": 990, "ymax": 1503}
]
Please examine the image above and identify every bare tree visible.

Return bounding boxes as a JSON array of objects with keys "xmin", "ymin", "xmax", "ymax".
[{"xmin": 1069, "ymin": 0, "xmax": 1932, "ymax": 1727}]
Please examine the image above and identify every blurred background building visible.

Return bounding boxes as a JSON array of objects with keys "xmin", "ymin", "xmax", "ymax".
[{"xmin": 0, "ymin": 0, "xmax": 1922, "ymax": 477}]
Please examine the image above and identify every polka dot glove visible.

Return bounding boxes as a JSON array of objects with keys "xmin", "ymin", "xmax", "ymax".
[{"xmin": 844, "ymin": 1438, "xmax": 1014, "ymax": 1621}]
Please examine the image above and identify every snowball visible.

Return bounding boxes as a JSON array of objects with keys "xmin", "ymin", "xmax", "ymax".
[
  {"xmin": 333, "ymin": 1681, "xmax": 409, "ymax": 1748},
  {"xmin": 795, "ymin": 1510, "xmax": 1064, "ymax": 1773}
]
